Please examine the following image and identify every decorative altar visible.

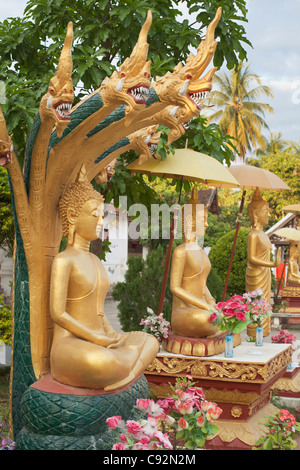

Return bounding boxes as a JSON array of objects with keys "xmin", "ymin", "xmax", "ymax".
[{"xmin": 145, "ymin": 341, "xmax": 293, "ymax": 450}]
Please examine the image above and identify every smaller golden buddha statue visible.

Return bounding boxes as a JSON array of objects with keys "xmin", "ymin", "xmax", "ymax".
[
  {"xmin": 169, "ymin": 187, "xmax": 220, "ymax": 339},
  {"xmin": 246, "ymin": 189, "xmax": 281, "ymax": 336},
  {"xmin": 50, "ymin": 165, "xmax": 159, "ymax": 391},
  {"xmin": 287, "ymin": 241, "xmax": 300, "ymax": 286}
]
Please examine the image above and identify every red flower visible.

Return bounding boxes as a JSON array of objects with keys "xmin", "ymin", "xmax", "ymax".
[
  {"xmin": 209, "ymin": 312, "xmax": 217, "ymax": 323},
  {"xmin": 236, "ymin": 311, "xmax": 246, "ymax": 321}
]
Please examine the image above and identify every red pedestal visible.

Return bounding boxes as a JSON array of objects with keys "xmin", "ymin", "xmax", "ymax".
[{"xmin": 145, "ymin": 342, "xmax": 293, "ymax": 450}]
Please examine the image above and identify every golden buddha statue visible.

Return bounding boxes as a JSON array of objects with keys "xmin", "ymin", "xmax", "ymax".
[
  {"xmin": 287, "ymin": 241, "xmax": 300, "ymax": 285},
  {"xmin": 49, "ymin": 165, "xmax": 159, "ymax": 391},
  {"xmin": 169, "ymin": 187, "xmax": 220, "ymax": 339},
  {"xmin": 246, "ymin": 189, "xmax": 281, "ymax": 336}
]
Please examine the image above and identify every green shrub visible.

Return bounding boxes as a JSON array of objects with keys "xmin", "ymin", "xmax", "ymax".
[
  {"xmin": 209, "ymin": 228, "xmax": 251, "ymax": 297},
  {"xmin": 207, "ymin": 267, "xmax": 224, "ymax": 303},
  {"xmin": 0, "ymin": 294, "xmax": 12, "ymax": 345},
  {"xmin": 112, "ymin": 245, "xmax": 173, "ymax": 332}
]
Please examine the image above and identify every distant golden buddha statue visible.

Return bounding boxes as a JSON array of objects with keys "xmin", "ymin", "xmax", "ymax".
[
  {"xmin": 246, "ymin": 189, "xmax": 281, "ymax": 336},
  {"xmin": 169, "ymin": 187, "xmax": 220, "ymax": 339},
  {"xmin": 287, "ymin": 241, "xmax": 300, "ymax": 286},
  {"xmin": 49, "ymin": 165, "xmax": 159, "ymax": 391}
]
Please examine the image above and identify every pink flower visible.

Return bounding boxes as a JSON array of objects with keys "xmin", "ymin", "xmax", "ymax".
[
  {"xmin": 231, "ymin": 295, "xmax": 244, "ymax": 301},
  {"xmin": 112, "ymin": 442, "xmax": 126, "ymax": 450},
  {"xmin": 156, "ymin": 397, "xmax": 175, "ymax": 413},
  {"xmin": 178, "ymin": 417, "xmax": 189, "ymax": 429},
  {"xmin": 196, "ymin": 415, "xmax": 205, "ymax": 427},
  {"xmin": 139, "ymin": 436, "xmax": 150, "ymax": 445},
  {"xmin": 119, "ymin": 433, "xmax": 127, "ymax": 442},
  {"xmin": 216, "ymin": 301, "xmax": 226, "ymax": 310},
  {"xmin": 147, "ymin": 401, "xmax": 164, "ymax": 417},
  {"xmin": 106, "ymin": 416, "xmax": 122, "ymax": 429},
  {"xmin": 236, "ymin": 311, "xmax": 246, "ymax": 321},
  {"xmin": 154, "ymin": 431, "xmax": 173, "ymax": 450},
  {"xmin": 209, "ymin": 312, "xmax": 218, "ymax": 323},
  {"xmin": 210, "ymin": 406, "xmax": 223, "ymax": 420},
  {"xmin": 182, "ymin": 401, "xmax": 193, "ymax": 415},
  {"xmin": 175, "ymin": 389, "xmax": 188, "ymax": 401},
  {"xmin": 201, "ymin": 401, "xmax": 215, "ymax": 412},
  {"xmin": 136, "ymin": 398, "xmax": 151, "ymax": 410},
  {"xmin": 223, "ymin": 308, "xmax": 235, "ymax": 317},
  {"xmin": 188, "ymin": 386, "xmax": 205, "ymax": 400},
  {"xmin": 126, "ymin": 420, "xmax": 142, "ymax": 434}
]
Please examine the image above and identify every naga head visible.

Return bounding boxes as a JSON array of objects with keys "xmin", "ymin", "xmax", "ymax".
[
  {"xmin": 153, "ymin": 7, "xmax": 221, "ymax": 122},
  {"xmin": 95, "ymin": 158, "xmax": 117, "ymax": 185},
  {"xmin": 99, "ymin": 11, "xmax": 152, "ymax": 122},
  {"xmin": 0, "ymin": 108, "xmax": 13, "ymax": 167},
  {"xmin": 130, "ymin": 125, "xmax": 161, "ymax": 165},
  {"xmin": 40, "ymin": 22, "xmax": 74, "ymax": 138}
]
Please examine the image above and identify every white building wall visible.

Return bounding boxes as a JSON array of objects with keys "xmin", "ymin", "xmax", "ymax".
[{"xmin": 102, "ymin": 205, "xmax": 128, "ymax": 286}]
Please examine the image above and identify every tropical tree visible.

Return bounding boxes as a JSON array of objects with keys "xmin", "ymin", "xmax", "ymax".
[
  {"xmin": 207, "ymin": 62, "xmax": 274, "ymax": 161},
  {"xmin": 256, "ymin": 131, "xmax": 288, "ymax": 156},
  {"xmin": 248, "ymin": 149, "xmax": 300, "ymax": 225}
]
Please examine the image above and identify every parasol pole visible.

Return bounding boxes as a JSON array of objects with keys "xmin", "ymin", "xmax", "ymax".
[
  {"xmin": 157, "ymin": 176, "xmax": 183, "ymax": 315},
  {"xmin": 221, "ymin": 188, "xmax": 247, "ymax": 301}
]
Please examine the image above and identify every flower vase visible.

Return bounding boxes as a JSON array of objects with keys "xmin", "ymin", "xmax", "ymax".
[
  {"xmin": 256, "ymin": 326, "xmax": 263, "ymax": 347},
  {"xmin": 225, "ymin": 334, "xmax": 234, "ymax": 358}
]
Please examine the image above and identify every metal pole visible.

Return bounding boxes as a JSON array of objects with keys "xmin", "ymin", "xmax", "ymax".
[{"xmin": 221, "ymin": 189, "xmax": 246, "ymax": 301}]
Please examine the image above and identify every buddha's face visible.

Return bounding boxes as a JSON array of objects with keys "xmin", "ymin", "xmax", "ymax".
[
  {"xmin": 255, "ymin": 203, "xmax": 270, "ymax": 227},
  {"xmin": 74, "ymin": 199, "xmax": 104, "ymax": 241}
]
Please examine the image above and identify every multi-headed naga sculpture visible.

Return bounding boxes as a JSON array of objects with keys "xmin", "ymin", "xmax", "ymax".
[{"xmin": 0, "ymin": 8, "xmax": 222, "ymax": 436}]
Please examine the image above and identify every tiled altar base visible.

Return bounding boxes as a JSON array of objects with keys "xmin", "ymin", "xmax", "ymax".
[{"xmin": 145, "ymin": 342, "xmax": 293, "ymax": 450}]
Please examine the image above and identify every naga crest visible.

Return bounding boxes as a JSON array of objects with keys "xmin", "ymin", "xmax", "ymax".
[
  {"xmin": 153, "ymin": 7, "xmax": 221, "ymax": 120},
  {"xmin": 99, "ymin": 10, "xmax": 152, "ymax": 120},
  {"xmin": 0, "ymin": 108, "xmax": 13, "ymax": 166},
  {"xmin": 40, "ymin": 22, "xmax": 74, "ymax": 137}
]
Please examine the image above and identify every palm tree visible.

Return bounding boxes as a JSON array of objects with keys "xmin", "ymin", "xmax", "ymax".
[
  {"xmin": 256, "ymin": 131, "xmax": 288, "ymax": 156},
  {"xmin": 207, "ymin": 62, "xmax": 274, "ymax": 161}
]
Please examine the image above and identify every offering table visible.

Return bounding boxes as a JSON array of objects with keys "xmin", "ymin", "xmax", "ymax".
[{"xmin": 145, "ymin": 341, "xmax": 292, "ymax": 450}]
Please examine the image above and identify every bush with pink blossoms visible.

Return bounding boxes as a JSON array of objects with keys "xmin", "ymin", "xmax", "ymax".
[
  {"xmin": 106, "ymin": 401, "xmax": 173, "ymax": 450},
  {"xmin": 140, "ymin": 307, "xmax": 170, "ymax": 343},
  {"xmin": 106, "ymin": 376, "xmax": 222, "ymax": 450},
  {"xmin": 242, "ymin": 289, "xmax": 272, "ymax": 327},
  {"xmin": 156, "ymin": 376, "xmax": 222, "ymax": 449},
  {"xmin": 209, "ymin": 294, "xmax": 250, "ymax": 335}
]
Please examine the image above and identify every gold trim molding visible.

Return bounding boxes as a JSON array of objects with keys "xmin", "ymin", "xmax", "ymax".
[{"xmin": 146, "ymin": 347, "xmax": 292, "ymax": 384}]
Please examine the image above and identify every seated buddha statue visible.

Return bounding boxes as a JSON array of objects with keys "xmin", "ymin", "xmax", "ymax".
[
  {"xmin": 287, "ymin": 241, "xmax": 300, "ymax": 285},
  {"xmin": 246, "ymin": 189, "xmax": 281, "ymax": 336},
  {"xmin": 169, "ymin": 187, "xmax": 220, "ymax": 339},
  {"xmin": 49, "ymin": 165, "xmax": 159, "ymax": 391}
]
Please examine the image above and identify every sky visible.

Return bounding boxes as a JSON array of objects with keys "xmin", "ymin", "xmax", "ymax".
[{"xmin": 0, "ymin": 0, "xmax": 299, "ymax": 144}]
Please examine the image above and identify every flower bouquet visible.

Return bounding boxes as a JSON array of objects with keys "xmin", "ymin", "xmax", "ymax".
[
  {"xmin": 209, "ymin": 295, "xmax": 250, "ymax": 336},
  {"xmin": 271, "ymin": 329, "xmax": 297, "ymax": 348},
  {"xmin": 242, "ymin": 289, "xmax": 272, "ymax": 327},
  {"xmin": 140, "ymin": 307, "xmax": 171, "ymax": 343}
]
